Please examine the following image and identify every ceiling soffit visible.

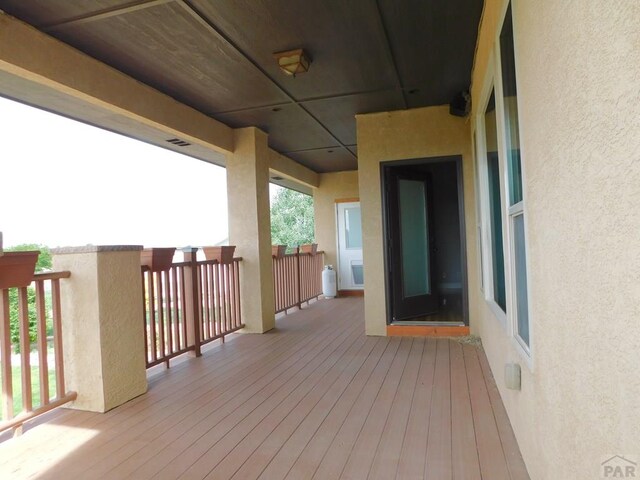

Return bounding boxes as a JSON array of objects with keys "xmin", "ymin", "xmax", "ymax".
[{"xmin": 0, "ymin": 0, "xmax": 483, "ymax": 173}]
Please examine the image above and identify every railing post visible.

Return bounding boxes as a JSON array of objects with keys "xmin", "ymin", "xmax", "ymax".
[
  {"xmin": 52, "ymin": 246, "xmax": 146, "ymax": 413},
  {"xmin": 182, "ymin": 247, "xmax": 201, "ymax": 357},
  {"xmin": 295, "ymin": 247, "xmax": 302, "ymax": 309},
  {"xmin": 226, "ymin": 127, "xmax": 275, "ymax": 332}
]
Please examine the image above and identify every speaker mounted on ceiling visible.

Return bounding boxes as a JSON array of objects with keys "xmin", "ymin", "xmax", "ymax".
[{"xmin": 449, "ymin": 91, "xmax": 471, "ymax": 117}]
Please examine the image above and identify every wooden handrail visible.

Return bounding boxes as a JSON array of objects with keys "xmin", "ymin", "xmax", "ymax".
[
  {"xmin": 33, "ymin": 271, "xmax": 71, "ymax": 281},
  {"xmin": 0, "ymin": 392, "xmax": 77, "ymax": 433}
]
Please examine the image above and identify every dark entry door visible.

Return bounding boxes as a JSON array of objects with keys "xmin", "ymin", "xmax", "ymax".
[{"xmin": 387, "ymin": 169, "xmax": 439, "ymax": 320}]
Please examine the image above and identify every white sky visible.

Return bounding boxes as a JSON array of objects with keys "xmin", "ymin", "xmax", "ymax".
[{"xmin": 0, "ymin": 96, "xmax": 235, "ymax": 249}]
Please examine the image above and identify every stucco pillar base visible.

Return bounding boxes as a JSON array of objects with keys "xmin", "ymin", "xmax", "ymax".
[
  {"xmin": 52, "ymin": 246, "xmax": 147, "ymax": 413},
  {"xmin": 226, "ymin": 127, "xmax": 275, "ymax": 333}
]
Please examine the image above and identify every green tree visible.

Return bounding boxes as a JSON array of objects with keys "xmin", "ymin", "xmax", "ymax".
[
  {"xmin": 5, "ymin": 244, "xmax": 52, "ymax": 350},
  {"xmin": 270, "ymin": 187, "xmax": 315, "ymax": 248}
]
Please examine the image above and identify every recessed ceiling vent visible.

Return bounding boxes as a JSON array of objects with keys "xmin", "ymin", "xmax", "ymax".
[{"xmin": 166, "ymin": 138, "xmax": 191, "ymax": 147}]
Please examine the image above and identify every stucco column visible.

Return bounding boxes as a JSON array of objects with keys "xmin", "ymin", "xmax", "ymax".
[
  {"xmin": 52, "ymin": 245, "xmax": 147, "ymax": 413},
  {"xmin": 226, "ymin": 127, "xmax": 275, "ymax": 333}
]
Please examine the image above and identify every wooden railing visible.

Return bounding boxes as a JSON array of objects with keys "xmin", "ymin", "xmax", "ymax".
[
  {"xmin": 273, "ymin": 249, "xmax": 324, "ymax": 314},
  {"xmin": 0, "ymin": 271, "xmax": 77, "ymax": 433},
  {"xmin": 142, "ymin": 254, "xmax": 244, "ymax": 368}
]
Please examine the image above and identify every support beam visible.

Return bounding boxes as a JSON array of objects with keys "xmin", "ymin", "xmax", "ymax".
[
  {"xmin": 268, "ymin": 149, "xmax": 319, "ymax": 189},
  {"xmin": 227, "ymin": 128, "xmax": 275, "ymax": 333},
  {"xmin": 0, "ymin": 12, "xmax": 233, "ymax": 159}
]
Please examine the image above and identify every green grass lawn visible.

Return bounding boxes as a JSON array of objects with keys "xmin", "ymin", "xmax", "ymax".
[{"xmin": 0, "ymin": 366, "xmax": 57, "ymax": 421}]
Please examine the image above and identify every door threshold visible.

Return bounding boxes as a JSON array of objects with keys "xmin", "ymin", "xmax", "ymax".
[
  {"xmin": 387, "ymin": 323, "xmax": 470, "ymax": 337},
  {"xmin": 337, "ymin": 289, "xmax": 364, "ymax": 297},
  {"xmin": 391, "ymin": 321, "xmax": 466, "ymax": 326}
]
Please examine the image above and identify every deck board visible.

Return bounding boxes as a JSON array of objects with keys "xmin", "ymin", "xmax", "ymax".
[
  {"xmin": 395, "ymin": 337, "xmax": 437, "ymax": 479},
  {"xmin": 367, "ymin": 337, "xmax": 424, "ymax": 480},
  {"xmin": 282, "ymin": 338, "xmax": 391, "ymax": 480},
  {"xmin": 424, "ymin": 338, "xmax": 453, "ymax": 479},
  {"xmin": 339, "ymin": 337, "xmax": 413, "ymax": 479},
  {"xmin": 450, "ymin": 341, "xmax": 482, "ymax": 480},
  {"xmin": 464, "ymin": 344, "xmax": 511, "ymax": 480},
  {"xmin": 0, "ymin": 297, "xmax": 529, "ymax": 480}
]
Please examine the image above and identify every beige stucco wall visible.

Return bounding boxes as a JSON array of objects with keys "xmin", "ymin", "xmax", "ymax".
[
  {"xmin": 53, "ymin": 246, "xmax": 147, "ymax": 413},
  {"xmin": 468, "ymin": 1, "xmax": 640, "ymax": 479},
  {"xmin": 227, "ymin": 127, "xmax": 275, "ymax": 333},
  {"xmin": 313, "ymin": 171, "xmax": 360, "ymax": 270},
  {"xmin": 356, "ymin": 106, "xmax": 477, "ymax": 336}
]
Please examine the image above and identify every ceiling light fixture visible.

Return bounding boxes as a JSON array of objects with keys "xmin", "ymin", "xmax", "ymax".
[{"xmin": 273, "ymin": 48, "xmax": 310, "ymax": 77}]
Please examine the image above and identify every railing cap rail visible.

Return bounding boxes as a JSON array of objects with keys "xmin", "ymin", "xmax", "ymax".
[
  {"xmin": 52, "ymin": 245, "xmax": 143, "ymax": 254},
  {"xmin": 34, "ymin": 270, "xmax": 71, "ymax": 280},
  {"xmin": 279, "ymin": 250, "xmax": 325, "ymax": 258},
  {"xmin": 141, "ymin": 257, "xmax": 243, "ymax": 272}
]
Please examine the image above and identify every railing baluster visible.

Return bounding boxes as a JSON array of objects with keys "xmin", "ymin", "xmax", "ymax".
[
  {"xmin": 172, "ymin": 267, "xmax": 180, "ymax": 351},
  {"xmin": 189, "ymin": 254, "xmax": 202, "ymax": 357},
  {"xmin": 51, "ymin": 279, "xmax": 65, "ymax": 398},
  {"xmin": 18, "ymin": 287, "xmax": 32, "ymax": 412},
  {"xmin": 201, "ymin": 263, "xmax": 208, "ymax": 341},
  {"xmin": 209, "ymin": 263, "xmax": 215, "ymax": 338},
  {"xmin": 217, "ymin": 263, "xmax": 224, "ymax": 336},
  {"xmin": 0, "ymin": 289, "xmax": 13, "ymax": 420},
  {"xmin": 225, "ymin": 263, "xmax": 232, "ymax": 332},
  {"xmin": 296, "ymin": 250, "xmax": 302, "ymax": 309},
  {"xmin": 164, "ymin": 270, "xmax": 173, "ymax": 358},
  {"xmin": 141, "ymin": 270, "xmax": 149, "ymax": 365},
  {"xmin": 209, "ymin": 263, "xmax": 215, "ymax": 337},
  {"xmin": 235, "ymin": 260, "xmax": 242, "ymax": 327},
  {"xmin": 272, "ymin": 258, "xmax": 277, "ymax": 312},
  {"xmin": 274, "ymin": 258, "xmax": 279, "ymax": 312},
  {"xmin": 229, "ymin": 261, "xmax": 236, "ymax": 328},
  {"xmin": 156, "ymin": 272, "xmax": 165, "ymax": 359},
  {"xmin": 147, "ymin": 271, "xmax": 157, "ymax": 363},
  {"xmin": 179, "ymin": 266, "xmax": 187, "ymax": 351},
  {"xmin": 35, "ymin": 280, "xmax": 49, "ymax": 406},
  {"xmin": 281, "ymin": 258, "xmax": 285, "ymax": 311},
  {"xmin": 197, "ymin": 264, "xmax": 204, "ymax": 344}
]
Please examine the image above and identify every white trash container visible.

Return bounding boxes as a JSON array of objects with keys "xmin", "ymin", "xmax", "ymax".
[{"xmin": 322, "ymin": 265, "xmax": 337, "ymax": 298}]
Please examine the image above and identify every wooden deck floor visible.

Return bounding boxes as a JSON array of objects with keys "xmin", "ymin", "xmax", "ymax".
[{"xmin": 0, "ymin": 297, "xmax": 529, "ymax": 479}]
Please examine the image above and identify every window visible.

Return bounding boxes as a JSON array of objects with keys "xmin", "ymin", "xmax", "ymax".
[
  {"xmin": 499, "ymin": 3, "xmax": 530, "ymax": 349},
  {"xmin": 476, "ymin": 2, "xmax": 531, "ymax": 354},
  {"xmin": 344, "ymin": 207, "xmax": 362, "ymax": 249},
  {"xmin": 484, "ymin": 90, "xmax": 507, "ymax": 313},
  {"xmin": 500, "ymin": 4, "xmax": 523, "ymax": 207}
]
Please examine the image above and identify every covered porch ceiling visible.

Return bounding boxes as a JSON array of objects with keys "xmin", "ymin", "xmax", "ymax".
[{"xmin": 0, "ymin": 0, "xmax": 483, "ymax": 174}]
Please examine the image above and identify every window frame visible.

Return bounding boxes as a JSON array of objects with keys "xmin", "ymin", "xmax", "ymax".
[
  {"xmin": 472, "ymin": 131, "xmax": 485, "ymax": 294},
  {"xmin": 496, "ymin": 1, "xmax": 533, "ymax": 362},
  {"xmin": 475, "ymin": 60, "xmax": 508, "ymax": 328},
  {"xmin": 476, "ymin": 0, "xmax": 534, "ymax": 366}
]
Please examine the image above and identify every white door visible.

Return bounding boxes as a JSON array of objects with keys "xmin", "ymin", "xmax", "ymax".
[{"xmin": 337, "ymin": 202, "xmax": 364, "ymax": 291}]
